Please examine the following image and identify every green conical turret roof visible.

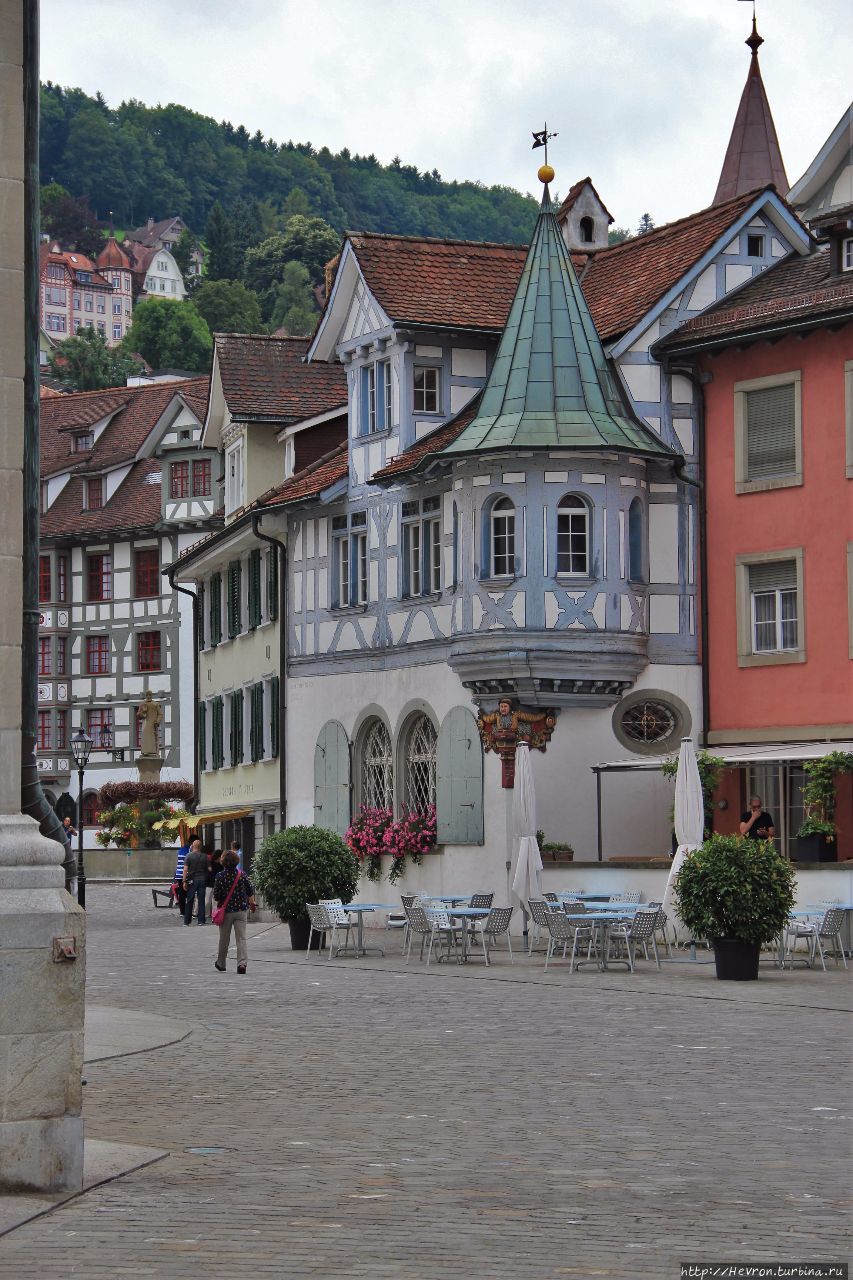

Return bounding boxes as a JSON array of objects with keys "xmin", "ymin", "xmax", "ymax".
[{"xmin": 443, "ymin": 187, "xmax": 674, "ymax": 459}]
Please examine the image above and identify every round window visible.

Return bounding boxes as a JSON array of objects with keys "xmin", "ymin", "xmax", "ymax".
[{"xmin": 612, "ymin": 691, "xmax": 690, "ymax": 756}]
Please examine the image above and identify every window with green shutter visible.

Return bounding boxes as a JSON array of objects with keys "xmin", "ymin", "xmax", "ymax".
[
  {"xmin": 211, "ymin": 696, "xmax": 224, "ymax": 769},
  {"xmin": 250, "ymin": 682, "xmax": 264, "ymax": 761},
  {"xmin": 227, "ymin": 560, "xmax": 242, "ymax": 638},
  {"xmin": 270, "ymin": 675, "xmax": 280, "ymax": 758},
  {"xmin": 230, "ymin": 688, "xmax": 244, "ymax": 765},
  {"xmin": 209, "ymin": 573, "xmax": 222, "ymax": 647},
  {"xmin": 199, "ymin": 701, "xmax": 207, "ymax": 771},
  {"xmin": 197, "ymin": 583, "xmax": 206, "ymax": 650},
  {"xmin": 248, "ymin": 549, "xmax": 262, "ymax": 630},
  {"xmin": 267, "ymin": 545, "xmax": 279, "ymax": 622}
]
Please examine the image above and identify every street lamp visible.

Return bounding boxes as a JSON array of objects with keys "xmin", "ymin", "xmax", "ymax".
[{"xmin": 71, "ymin": 727, "xmax": 93, "ymax": 908}]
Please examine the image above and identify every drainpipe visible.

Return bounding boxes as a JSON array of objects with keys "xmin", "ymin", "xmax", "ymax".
[
  {"xmin": 165, "ymin": 565, "xmax": 200, "ymax": 809},
  {"xmin": 252, "ymin": 513, "xmax": 288, "ymax": 831},
  {"xmin": 19, "ymin": 3, "xmax": 72, "ymax": 885},
  {"xmin": 668, "ymin": 363, "xmax": 710, "ymax": 750}
]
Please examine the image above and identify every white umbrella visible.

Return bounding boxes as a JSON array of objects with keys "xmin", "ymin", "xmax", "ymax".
[
  {"xmin": 511, "ymin": 742, "xmax": 542, "ymax": 946},
  {"xmin": 662, "ymin": 737, "xmax": 705, "ymax": 943}
]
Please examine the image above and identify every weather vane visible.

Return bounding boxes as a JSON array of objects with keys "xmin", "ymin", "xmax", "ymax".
[{"xmin": 532, "ymin": 123, "xmax": 557, "ymax": 185}]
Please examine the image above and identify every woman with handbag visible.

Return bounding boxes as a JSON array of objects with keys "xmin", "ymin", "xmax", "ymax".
[{"xmin": 212, "ymin": 850, "xmax": 256, "ymax": 974}]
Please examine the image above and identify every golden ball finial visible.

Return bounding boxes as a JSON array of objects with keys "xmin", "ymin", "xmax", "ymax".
[{"xmin": 538, "ymin": 162, "xmax": 555, "ymax": 184}]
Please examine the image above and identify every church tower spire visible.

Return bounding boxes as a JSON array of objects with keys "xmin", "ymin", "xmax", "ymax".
[{"xmin": 712, "ymin": 11, "xmax": 788, "ymax": 205}]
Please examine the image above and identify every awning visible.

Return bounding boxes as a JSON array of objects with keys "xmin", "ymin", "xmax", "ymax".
[
  {"xmin": 593, "ymin": 740, "xmax": 853, "ymax": 773},
  {"xmin": 152, "ymin": 808, "xmax": 252, "ymax": 842}
]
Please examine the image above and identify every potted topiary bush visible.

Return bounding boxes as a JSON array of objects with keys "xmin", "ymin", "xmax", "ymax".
[
  {"xmin": 674, "ymin": 833, "xmax": 795, "ymax": 980},
  {"xmin": 795, "ymin": 751, "xmax": 853, "ymax": 863},
  {"xmin": 252, "ymin": 825, "xmax": 360, "ymax": 951}
]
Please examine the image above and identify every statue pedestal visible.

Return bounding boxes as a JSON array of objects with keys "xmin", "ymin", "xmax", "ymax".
[
  {"xmin": 136, "ymin": 754, "xmax": 163, "ymax": 781},
  {"xmin": 0, "ymin": 815, "xmax": 85, "ymax": 1193}
]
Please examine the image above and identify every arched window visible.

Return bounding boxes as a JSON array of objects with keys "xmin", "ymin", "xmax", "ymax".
[
  {"xmin": 361, "ymin": 719, "xmax": 393, "ymax": 810},
  {"xmin": 490, "ymin": 497, "xmax": 515, "ymax": 578},
  {"xmin": 579, "ymin": 216, "xmax": 594, "ymax": 244},
  {"xmin": 81, "ymin": 791, "xmax": 99, "ymax": 827},
  {"xmin": 628, "ymin": 497, "xmax": 645, "ymax": 582},
  {"xmin": 403, "ymin": 714, "xmax": 437, "ymax": 813},
  {"xmin": 556, "ymin": 495, "xmax": 590, "ymax": 576}
]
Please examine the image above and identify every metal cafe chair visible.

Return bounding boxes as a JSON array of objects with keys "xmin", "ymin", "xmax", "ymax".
[
  {"xmin": 469, "ymin": 906, "xmax": 514, "ymax": 965},
  {"xmin": 608, "ymin": 908, "xmax": 661, "ymax": 972},
  {"xmin": 785, "ymin": 907, "xmax": 848, "ymax": 971}
]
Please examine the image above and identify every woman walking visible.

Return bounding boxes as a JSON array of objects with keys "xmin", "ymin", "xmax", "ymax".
[{"xmin": 212, "ymin": 850, "xmax": 256, "ymax": 974}]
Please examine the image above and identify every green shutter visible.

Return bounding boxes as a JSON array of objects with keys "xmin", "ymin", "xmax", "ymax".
[
  {"xmin": 249, "ymin": 682, "xmax": 264, "ymax": 762},
  {"xmin": 436, "ymin": 706, "xmax": 483, "ymax": 845},
  {"xmin": 197, "ymin": 583, "xmax": 206, "ymax": 650},
  {"xmin": 313, "ymin": 719, "xmax": 351, "ymax": 836},
  {"xmin": 209, "ymin": 573, "xmax": 222, "ymax": 647},
  {"xmin": 199, "ymin": 701, "xmax": 207, "ymax": 772},
  {"xmin": 227, "ymin": 560, "xmax": 242, "ymax": 638},
  {"xmin": 270, "ymin": 675, "xmax": 280, "ymax": 759},
  {"xmin": 248, "ymin": 549, "xmax": 262, "ymax": 630},
  {"xmin": 230, "ymin": 689, "xmax": 244, "ymax": 765},
  {"xmin": 212, "ymin": 696, "xmax": 224, "ymax": 769},
  {"xmin": 267, "ymin": 545, "xmax": 279, "ymax": 622}
]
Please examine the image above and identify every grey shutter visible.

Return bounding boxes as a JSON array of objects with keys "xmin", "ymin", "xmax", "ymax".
[
  {"xmin": 745, "ymin": 384, "xmax": 796, "ymax": 479},
  {"xmin": 748, "ymin": 559, "xmax": 796, "ymax": 592},
  {"xmin": 437, "ymin": 706, "xmax": 483, "ymax": 845},
  {"xmin": 314, "ymin": 720, "xmax": 351, "ymax": 836},
  {"xmin": 270, "ymin": 676, "xmax": 280, "ymax": 758}
]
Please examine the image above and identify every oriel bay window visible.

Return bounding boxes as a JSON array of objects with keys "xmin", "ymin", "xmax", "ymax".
[
  {"xmin": 37, "ymin": 710, "xmax": 52, "ymax": 750},
  {"xmin": 39, "ymin": 554, "xmax": 51, "ymax": 603},
  {"xmin": 87, "ymin": 553, "xmax": 112, "ymax": 601},
  {"xmin": 86, "ymin": 635, "xmax": 110, "ymax": 675},
  {"xmin": 489, "ymin": 497, "xmax": 516, "ymax": 578},
  {"xmin": 361, "ymin": 360, "xmax": 391, "ymax": 433},
  {"xmin": 402, "ymin": 496, "xmax": 441, "ymax": 596},
  {"xmin": 38, "ymin": 637, "xmax": 52, "ymax": 676},
  {"xmin": 556, "ymin": 495, "xmax": 590, "ymax": 577},
  {"xmin": 332, "ymin": 512, "xmax": 368, "ymax": 607},
  {"xmin": 192, "ymin": 458, "xmax": 211, "ymax": 497},
  {"xmin": 56, "ymin": 637, "xmax": 67, "ymax": 675},
  {"xmin": 135, "ymin": 548, "xmax": 160, "ymax": 598},
  {"xmin": 169, "ymin": 460, "xmax": 189, "ymax": 498}
]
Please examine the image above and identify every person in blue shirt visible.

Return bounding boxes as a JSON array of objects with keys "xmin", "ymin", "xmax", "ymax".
[{"xmin": 172, "ymin": 845, "xmax": 188, "ymax": 914}]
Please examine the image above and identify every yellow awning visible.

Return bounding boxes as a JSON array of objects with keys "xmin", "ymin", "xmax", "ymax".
[{"xmin": 153, "ymin": 808, "xmax": 252, "ymax": 841}]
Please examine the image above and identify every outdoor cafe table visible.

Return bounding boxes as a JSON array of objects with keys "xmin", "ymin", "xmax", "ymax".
[
  {"xmin": 563, "ymin": 911, "xmax": 634, "ymax": 971},
  {"xmin": 444, "ymin": 906, "xmax": 491, "ymax": 961},
  {"xmin": 341, "ymin": 903, "xmax": 397, "ymax": 957}
]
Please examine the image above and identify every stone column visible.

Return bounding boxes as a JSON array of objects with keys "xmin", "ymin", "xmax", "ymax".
[{"xmin": 0, "ymin": 0, "xmax": 85, "ymax": 1194}]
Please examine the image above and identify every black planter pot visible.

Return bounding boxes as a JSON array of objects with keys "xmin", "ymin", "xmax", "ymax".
[
  {"xmin": 794, "ymin": 833, "xmax": 837, "ymax": 863},
  {"xmin": 713, "ymin": 937, "xmax": 760, "ymax": 981},
  {"xmin": 288, "ymin": 917, "xmax": 324, "ymax": 951}
]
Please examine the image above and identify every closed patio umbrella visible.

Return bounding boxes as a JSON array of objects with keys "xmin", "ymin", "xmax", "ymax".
[
  {"xmin": 511, "ymin": 742, "xmax": 543, "ymax": 948},
  {"xmin": 662, "ymin": 737, "xmax": 705, "ymax": 943}
]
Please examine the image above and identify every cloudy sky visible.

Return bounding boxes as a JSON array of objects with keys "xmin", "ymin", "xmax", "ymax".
[{"xmin": 41, "ymin": 0, "xmax": 850, "ymax": 230}]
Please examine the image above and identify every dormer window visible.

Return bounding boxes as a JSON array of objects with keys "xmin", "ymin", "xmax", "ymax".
[
  {"xmin": 85, "ymin": 477, "xmax": 103, "ymax": 510},
  {"xmin": 747, "ymin": 234, "xmax": 765, "ymax": 258},
  {"xmin": 413, "ymin": 366, "xmax": 440, "ymax": 414},
  {"xmin": 73, "ymin": 431, "xmax": 93, "ymax": 453},
  {"xmin": 225, "ymin": 439, "xmax": 244, "ymax": 515},
  {"xmin": 843, "ymin": 237, "xmax": 853, "ymax": 272},
  {"xmin": 579, "ymin": 216, "xmax": 594, "ymax": 244},
  {"xmin": 360, "ymin": 360, "xmax": 391, "ymax": 433}
]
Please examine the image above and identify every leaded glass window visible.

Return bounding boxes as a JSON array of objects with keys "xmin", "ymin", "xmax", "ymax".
[
  {"xmin": 361, "ymin": 719, "xmax": 393, "ymax": 809},
  {"xmin": 404, "ymin": 715, "xmax": 437, "ymax": 813}
]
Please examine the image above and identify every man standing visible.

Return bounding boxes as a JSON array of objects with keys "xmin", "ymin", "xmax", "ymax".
[
  {"xmin": 739, "ymin": 796, "xmax": 776, "ymax": 842},
  {"xmin": 183, "ymin": 838, "xmax": 209, "ymax": 925},
  {"xmin": 62, "ymin": 816, "xmax": 77, "ymax": 843}
]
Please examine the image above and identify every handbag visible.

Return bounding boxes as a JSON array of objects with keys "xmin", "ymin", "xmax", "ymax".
[{"xmin": 211, "ymin": 870, "xmax": 242, "ymax": 926}]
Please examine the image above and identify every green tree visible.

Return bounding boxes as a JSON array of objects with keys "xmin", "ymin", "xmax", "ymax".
[
  {"xmin": 636, "ymin": 212, "xmax": 656, "ymax": 237},
  {"xmin": 48, "ymin": 327, "xmax": 143, "ymax": 391},
  {"xmin": 230, "ymin": 196, "xmax": 265, "ymax": 276},
  {"xmin": 282, "ymin": 186, "xmax": 311, "ymax": 219},
  {"xmin": 608, "ymin": 227, "xmax": 632, "ymax": 246},
  {"xmin": 41, "ymin": 185, "xmax": 104, "ymax": 257},
  {"xmin": 123, "ymin": 298, "xmax": 212, "ymax": 373},
  {"xmin": 279, "ymin": 214, "xmax": 341, "ymax": 283},
  {"xmin": 191, "ymin": 279, "xmax": 262, "ymax": 335},
  {"xmin": 171, "ymin": 226, "xmax": 197, "ymax": 279},
  {"xmin": 204, "ymin": 201, "xmax": 237, "ymax": 280},
  {"xmin": 269, "ymin": 261, "xmax": 317, "ymax": 334}
]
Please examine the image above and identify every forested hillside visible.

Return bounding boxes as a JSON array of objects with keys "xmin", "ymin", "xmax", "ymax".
[{"xmin": 40, "ymin": 84, "xmax": 539, "ymax": 244}]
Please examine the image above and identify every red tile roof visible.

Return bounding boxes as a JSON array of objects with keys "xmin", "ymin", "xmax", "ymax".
[
  {"xmin": 39, "ymin": 243, "xmax": 113, "ymax": 291},
  {"xmin": 215, "ymin": 333, "xmax": 347, "ymax": 422},
  {"xmin": 656, "ymin": 246, "xmax": 853, "ymax": 349},
  {"xmin": 373, "ymin": 398, "xmax": 481, "ymax": 481},
  {"xmin": 39, "ymin": 385, "xmax": 65, "ymax": 399},
  {"xmin": 578, "ymin": 188, "xmax": 773, "ymax": 341},
  {"xmin": 259, "ymin": 442, "xmax": 349, "ymax": 508},
  {"xmin": 349, "ymin": 233, "xmax": 528, "ymax": 331},
  {"xmin": 127, "ymin": 217, "xmax": 183, "ymax": 249},
  {"xmin": 40, "ymin": 377, "xmax": 209, "ymax": 480},
  {"xmin": 556, "ymin": 177, "xmax": 613, "ymax": 224},
  {"xmin": 96, "ymin": 237, "xmax": 133, "ymax": 270},
  {"xmin": 41, "ymin": 458, "xmax": 163, "ymax": 539}
]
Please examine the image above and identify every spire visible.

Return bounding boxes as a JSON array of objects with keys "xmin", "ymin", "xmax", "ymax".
[
  {"xmin": 712, "ymin": 11, "xmax": 788, "ymax": 205},
  {"xmin": 443, "ymin": 161, "xmax": 673, "ymax": 460}
]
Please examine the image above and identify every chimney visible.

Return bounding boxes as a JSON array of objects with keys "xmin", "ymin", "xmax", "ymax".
[{"xmin": 147, "ymin": 217, "xmax": 154, "ymax": 231}]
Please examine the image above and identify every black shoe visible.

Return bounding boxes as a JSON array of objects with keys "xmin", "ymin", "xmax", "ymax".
[
  {"xmin": 237, "ymin": 964, "xmax": 247, "ymax": 974},
  {"xmin": 214, "ymin": 962, "xmax": 225, "ymax": 972}
]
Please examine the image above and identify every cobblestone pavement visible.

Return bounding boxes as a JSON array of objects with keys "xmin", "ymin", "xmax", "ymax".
[{"xmin": 2, "ymin": 885, "xmax": 850, "ymax": 1279}]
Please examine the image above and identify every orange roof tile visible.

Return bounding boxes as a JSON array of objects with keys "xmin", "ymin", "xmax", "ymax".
[{"xmin": 215, "ymin": 334, "xmax": 347, "ymax": 421}]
